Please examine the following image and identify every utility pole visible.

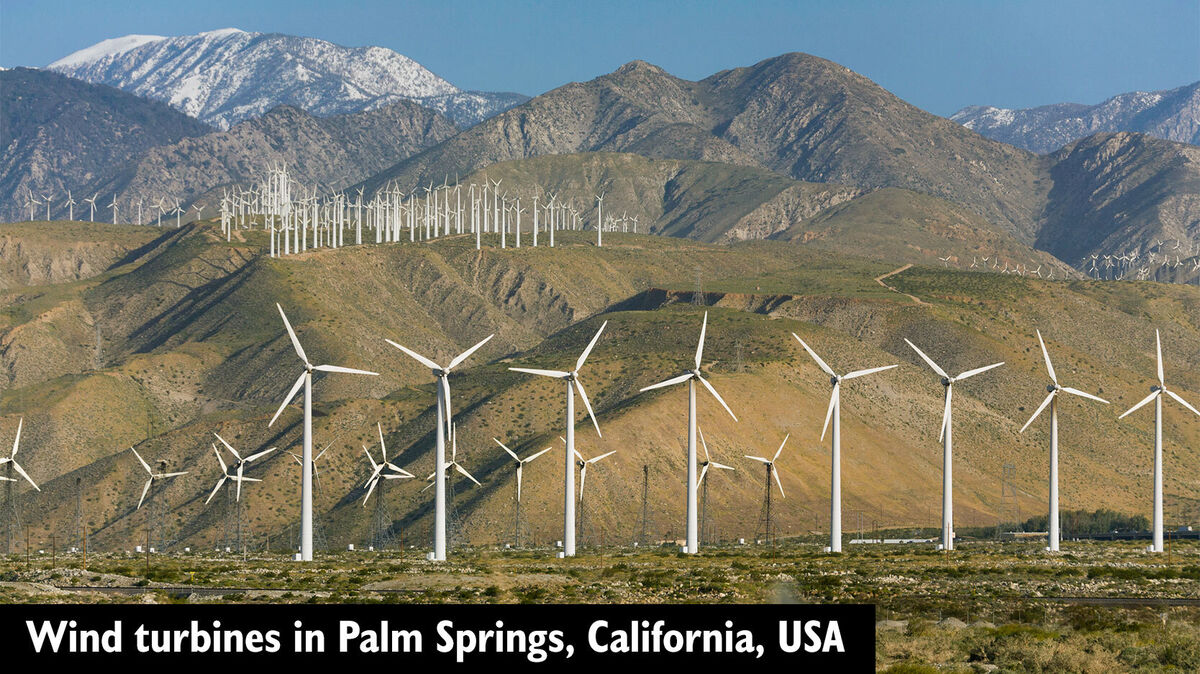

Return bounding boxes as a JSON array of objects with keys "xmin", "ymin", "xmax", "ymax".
[{"xmin": 638, "ymin": 464, "xmax": 650, "ymax": 546}]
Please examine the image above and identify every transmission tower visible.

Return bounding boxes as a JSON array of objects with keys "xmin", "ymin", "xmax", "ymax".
[
  {"xmin": 70, "ymin": 477, "xmax": 85, "ymax": 551},
  {"xmin": 692, "ymin": 268, "xmax": 705, "ymax": 306},
  {"xmin": 637, "ymin": 464, "xmax": 651, "ymax": 546},
  {"xmin": 369, "ymin": 478, "xmax": 396, "ymax": 550},
  {"xmin": 754, "ymin": 464, "xmax": 777, "ymax": 545},
  {"xmin": 1001, "ymin": 463, "xmax": 1020, "ymax": 531}
]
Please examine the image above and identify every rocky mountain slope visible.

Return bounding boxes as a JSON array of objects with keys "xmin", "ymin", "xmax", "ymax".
[
  {"xmin": 74, "ymin": 101, "xmax": 459, "ymax": 219},
  {"xmin": 49, "ymin": 29, "xmax": 528, "ymax": 128},
  {"xmin": 952, "ymin": 82, "xmax": 1200, "ymax": 153},
  {"xmin": 2, "ymin": 221, "xmax": 1198, "ymax": 551},
  {"xmin": 0, "ymin": 68, "xmax": 211, "ymax": 222}
]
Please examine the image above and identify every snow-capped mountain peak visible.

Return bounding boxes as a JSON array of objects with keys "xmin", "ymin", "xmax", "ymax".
[{"xmin": 47, "ymin": 30, "xmax": 527, "ymax": 128}]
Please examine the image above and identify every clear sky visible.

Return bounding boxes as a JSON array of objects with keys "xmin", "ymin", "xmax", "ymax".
[{"xmin": 1, "ymin": 0, "xmax": 1196, "ymax": 116}]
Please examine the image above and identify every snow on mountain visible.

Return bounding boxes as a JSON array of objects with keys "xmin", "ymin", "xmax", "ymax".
[
  {"xmin": 952, "ymin": 82, "xmax": 1200, "ymax": 153},
  {"xmin": 47, "ymin": 29, "xmax": 527, "ymax": 129}
]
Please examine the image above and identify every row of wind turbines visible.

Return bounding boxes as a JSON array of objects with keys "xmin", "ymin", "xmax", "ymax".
[{"xmin": 3, "ymin": 310, "xmax": 1195, "ymax": 559}]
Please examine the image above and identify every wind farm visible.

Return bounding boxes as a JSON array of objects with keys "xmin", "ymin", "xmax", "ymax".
[{"xmin": 2, "ymin": 6, "xmax": 1200, "ymax": 669}]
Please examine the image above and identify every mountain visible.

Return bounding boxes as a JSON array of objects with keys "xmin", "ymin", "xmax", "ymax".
[
  {"xmin": 359, "ymin": 54, "xmax": 1047, "ymax": 243},
  {"xmin": 952, "ymin": 82, "xmax": 1200, "ymax": 153},
  {"xmin": 0, "ymin": 67, "xmax": 211, "ymax": 222},
  {"xmin": 49, "ymin": 29, "xmax": 529, "ymax": 128},
  {"xmin": 2, "ymin": 220, "xmax": 1198, "ymax": 551},
  {"xmin": 73, "ymin": 100, "xmax": 458, "ymax": 218},
  {"xmin": 1037, "ymin": 132, "xmax": 1200, "ymax": 267}
]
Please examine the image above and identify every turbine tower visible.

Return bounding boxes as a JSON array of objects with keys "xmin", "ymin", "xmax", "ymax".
[
  {"xmin": 697, "ymin": 426, "xmax": 734, "ymax": 545},
  {"xmin": 1117, "ymin": 330, "xmax": 1200, "ymax": 552},
  {"xmin": 509, "ymin": 320, "xmax": 607, "ymax": 557},
  {"xmin": 574, "ymin": 446, "xmax": 616, "ymax": 547},
  {"xmin": 385, "ymin": 333, "xmax": 493, "ymax": 561},
  {"xmin": 1019, "ymin": 330, "xmax": 1108, "ymax": 552},
  {"xmin": 638, "ymin": 312, "xmax": 738, "ymax": 554},
  {"xmin": 905, "ymin": 339, "xmax": 1004, "ymax": 550},
  {"xmin": 793, "ymin": 334, "xmax": 896, "ymax": 552},
  {"xmin": 269, "ymin": 304, "xmax": 378, "ymax": 561},
  {"xmin": 1, "ymin": 418, "xmax": 37, "ymax": 555}
]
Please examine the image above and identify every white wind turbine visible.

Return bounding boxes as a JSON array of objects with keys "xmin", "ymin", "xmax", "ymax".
[
  {"xmin": 1117, "ymin": 330, "xmax": 1200, "ymax": 552},
  {"xmin": 744, "ymin": 433, "xmax": 790, "ymax": 498},
  {"xmin": 793, "ymin": 334, "xmax": 897, "ymax": 552},
  {"xmin": 288, "ymin": 438, "xmax": 333, "ymax": 495},
  {"xmin": 362, "ymin": 423, "xmax": 414, "ymax": 505},
  {"xmin": 905, "ymin": 339, "xmax": 1004, "ymax": 551},
  {"xmin": 0, "ymin": 418, "xmax": 38, "ymax": 491},
  {"xmin": 84, "ymin": 193, "xmax": 98, "ymax": 222},
  {"xmin": 638, "ymin": 312, "xmax": 737, "ymax": 553},
  {"xmin": 509, "ymin": 320, "xmax": 607, "ymax": 557},
  {"xmin": 130, "ymin": 447, "xmax": 187, "ymax": 509},
  {"xmin": 573, "ymin": 447, "xmax": 616, "ymax": 502},
  {"xmin": 1019, "ymin": 330, "xmax": 1108, "ymax": 552},
  {"xmin": 425, "ymin": 423, "xmax": 479, "ymax": 486},
  {"xmin": 385, "ymin": 333, "xmax": 493, "ymax": 561},
  {"xmin": 268, "ymin": 303, "xmax": 378, "ymax": 561},
  {"xmin": 204, "ymin": 443, "xmax": 263, "ymax": 505},
  {"xmin": 213, "ymin": 433, "xmax": 275, "ymax": 502},
  {"xmin": 496, "ymin": 439, "xmax": 551, "ymax": 547}
]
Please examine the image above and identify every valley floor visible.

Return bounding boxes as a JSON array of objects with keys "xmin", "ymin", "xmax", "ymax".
[{"xmin": 2, "ymin": 541, "xmax": 1200, "ymax": 671}]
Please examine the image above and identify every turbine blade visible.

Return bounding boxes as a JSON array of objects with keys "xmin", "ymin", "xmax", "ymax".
[
  {"xmin": 843, "ymin": 364, "xmax": 899, "ymax": 380},
  {"xmin": 1060, "ymin": 386, "xmax": 1108, "ymax": 404},
  {"xmin": 509, "ymin": 367, "xmax": 570, "ymax": 378},
  {"xmin": 448, "ymin": 333, "xmax": 495, "ymax": 370},
  {"xmin": 744, "ymin": 455, "xmax": 770, "ymax": 463},
  {"xmin": 313, "ymin": 364, "xmax": 378, "ymax": 376},
  {"xmin": 955, "ymin": 362, "xmax": 1005, "ymax": 380},
  {"xmin": 130, "ymin": 446, "xmax": 152, "ymax": 474},
  {"xmin": 454, "ymin": 462, "xmax": 480, "ymax": 486},
  {"xmin": 904, "ymin": 339, "xmax": 948, "ymax": 378},
  {"xmin": 1020, "ymin": 391, "xmax": 1056, "ymax": 433},
  {"xmin": 277, "ymin": 303, "xmax": 308, "ymax": 365},
  {"xmin": 698, "ymin": 463, "xmax": 709, "ymax": 484},
  {"xmin": 939, "ymin": 384, "xmax": 952, "ymax": 443},
  {"xmin": 1156, "ymin": 329, "xmax": 1164, "ymax": 386},
  {"xmin": 711, "ymin": 462, "xmax": 735, "ymax": 471},
  {"xmin": 1036, "ymin": 329, "xmax": 1057, "ymax": 384},
  {"xmin": 773, "ymin": 467, "xmax": 786, "ymax": 498},
  {"xmin": 820, "ymin": 384, "xmax": 839, "ymax": 441},
  {"xmin": 792, "ymin": 333, "xmax": 835, "ymax": 377},
  {"xmin": 1164, "ymin": 389, "xmax": 1200, "ymax": 418},
  {"xmin": 523, "ymin": 447, "xmax": 552, "ymax": 463},
  {"xmin": 1119, "ymin": 390, "xmax": 1159, "ymax": 419},
  {"xmin": 243, "ymin": 447, "xmax": 275, "ymax": 463},
  {"xmin": 579, "ymin": 464, "xmax": 587, "ymax": 500},
  {"xmin": 159, "ymin": 471, "xmax": 187, "ymax": 478},
  {"xmin": 695, "ymin": 312, "xmax": 708, "ymax": 370},
  {"xmin": 213, "ymin": 432, "xmax": 240, "ymax": 460},
  {"xmin": 697, "ymin": 373, "xmax": 737, "ymax": 421},
  {"xmin": 639, "ymin": 372, "xmax": 693, "ymax": 392},
  {"xmin": 516, "ymin": 464, "xmax": 523, "ymax": 502},
  {"xmin": 137, "ymin": 478, "xmax": 152, "ymax": 510},
  {"xmin": 384, "ymin": 339, "xmax": 440, "ymax": 370},
  {"xmin": 574, "ymin": 379, "xmax": 602, "ymax": 438},
  {"xmin": 495, "ymin": 438, "xmax": 520, "ymax": 462},
  {"xmin": 589, "ymin": 450, "xmax": 617, "ymax": 463},
  {"xmin": 11, "ymin": 460, "xmax": 38, "ymax": 491},
  {"xmin": 362, "ymin": 477, "xmax": 378, "ymax": 505},
  {"xmin": 576, "ymin": 320, "xmax": 608, "ymax": 371},
  {"xmin": 269, "ymin": 372, "xmax": 306, "ymax": 427},
  {"xmin": 698, "ymin": 425, "xmax": 711, "ymax": 461},
  {"xmin": 773, "ymin": 433, "xmax": 789, "ymax": 462},
  {"xmin": 377, "ymin": 422, "xmax": 388, "ymax": 461},
  {"xmin": 206, "ymin": 476, "xmax": 227, "ymax": 504},
  {"xmin": 212, "ymin": 444, "xmax": 227, "ymax": 473},
  {"xmin": 236, "ymin": 463, "xmax": 243, "ymax": 501},
  {"xmin": 11, "ymin": 417, "xmax": 22, "ymax": 457}
]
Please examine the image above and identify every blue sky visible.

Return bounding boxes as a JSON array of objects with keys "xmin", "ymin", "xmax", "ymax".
[{"xmin": 1, "ymin": 0, "xmax": 1196, "ymax": 116}]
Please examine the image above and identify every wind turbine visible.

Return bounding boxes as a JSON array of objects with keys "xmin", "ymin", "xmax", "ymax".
[
  {"xmin": 204, "ymin": 443, "xmax": 262, "ymax": 504},
  {"xmin": 1117, "ymin": 330, "xmax": 1200, "ymax": 552},
  {"xmin": 744, "ymin": 433, "xmax": 790, "ymax": 543},
  {"xmin": 509, "ymin": 320, "xmax": 607, "ymax": 557},
  {"xmin": 905, "ymin": 339, "xmax": 1004, "ymax": 551},
  {"xmin": 696, "ymin": 426, "xmax": 734, "ymax": 544},
  {"xmin": 384, "ymin": 333, "xmax": 493, "ymax": 561},
  {"xmin": 213, "ymin": 433, "xmax": 275, "ymax": 502},
  {"xmin": 0, "ymin": 418, "xmax": 38, "ymax": 491},
  {"xmin": 793, "ymin": 333, "xmax": 897, "ymax": 552},
  {"xmin": 362, "ymin": 423, "xmax": 414, "ymax": 505},
  {"xmin": 130, "ymin": 447, "xmax": 187, "ymax": 510},
  {"xmin": 288, "ymin": 438, "xmax": 333, "ymax": 495},
  {"xmin": 65, "ymin": 191, "xmax": 75, "ymax": 221},
  {"xmin": 495, "ymin": 438, "xmax": 551, "ymax": 547},
  {"xmin": 574, "ymin": 447, "xmax": 616, "ymax": 502},
  {"xmin": 268, "ymin": 303, "xmax": 378, "ymax": 561},
  {"xmin": 1019, "ymin": 330, "xmax": 1108, "ymax": 552},
  {"xmin": 638, "ymin": 312, "xmax": 737, "ymax": 553},
  {"xmin": 426, "ymin": 424, "xmax": 479, "ymax": 486},
  {"xmin": 84, "ymin": 193, "xmax": 98, "ymax": 222}
]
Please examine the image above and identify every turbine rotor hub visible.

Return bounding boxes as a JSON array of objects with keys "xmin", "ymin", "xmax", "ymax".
[
  {"xmin": 830, "ymin": 376, "xmax": 840, "ymax": 386},
  {"xmin": 1047, "ymin": 384, "xmax": 1058, "ymax": 393}
]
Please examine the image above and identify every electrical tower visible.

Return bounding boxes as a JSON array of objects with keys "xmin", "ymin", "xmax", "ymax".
[
  {"xmin": 693, "ymin": 268, "xmax": 705, "ymax": 306},
  {"xmin": 1001, "ymin": 463, "xmax": 1020, "ymax": 531},
  {"xmin": 637, "ymin": 464, "xmax": 651, "ymax": 546},
  {"xmin": 70, "ymin": 477, "xmax": 85, "ymax": 551},
  {"xmin": 754, "ymin": 463, "xmax": 778, "ymax": 545}
]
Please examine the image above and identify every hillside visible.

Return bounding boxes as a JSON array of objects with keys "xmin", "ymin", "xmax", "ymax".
[
  {"xmin": 2, "ymin": 221, "xmax": 1198, "ymax": 553},
  {"xmin": 75, "ymin": 101, "xmax": 459, "ymax": 218},
  {"xmin": 49, "ymin": 29, "xmax": 528, "ymax": 128},
  {"xmin": 0, "ymin": 68, "xmax": 212, "ymax": 222},
  {"xmin": 953, "ymin": 82, "xmax": 1200, "ymax": 153}
]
